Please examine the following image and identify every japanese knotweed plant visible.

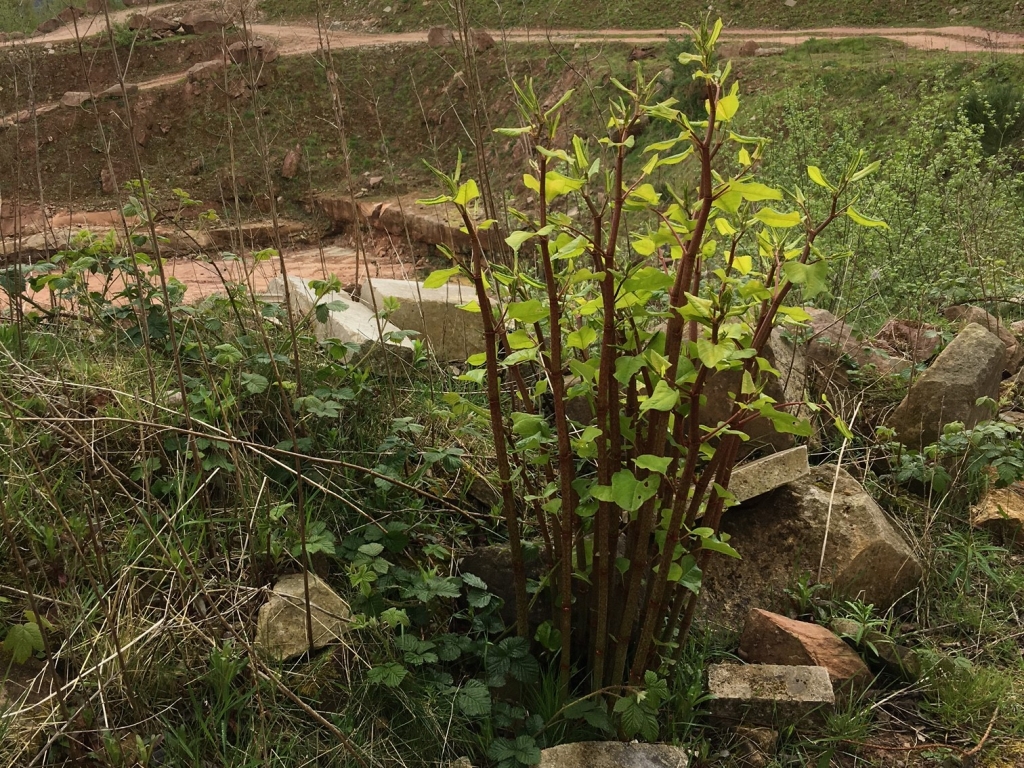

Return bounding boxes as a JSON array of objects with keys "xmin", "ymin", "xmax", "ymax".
[{"xmin": 423, "ymin": 19, "xmax": 885, "ymax": 699}]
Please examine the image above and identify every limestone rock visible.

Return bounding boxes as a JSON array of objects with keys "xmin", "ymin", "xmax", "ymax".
[
  {"xmin": 754, "ymin": 47, "xmax": 786, "ymax": 56},
  {"xmin": 268, "ymin": 275, "xmax": 412, "ymax": 348},
  {"xmin": 944, "ymin": 305, "xmax": 1023, "ymax": 373},
  {"xmin": 874, "ymin": 319, "xmax": 943, "ymax": 364},
  {"xmin": 732, "ymin": 726, "xmax": 778, "ymax": 768},
  {"xmin": 127, "ymin": 14, "xmax": 178, "ymax": 32},
  {"xmin": 205, "ymin": 220, "xmax": 304, "ymax": 249},
  {"xmin": 281, "ymin": 145, "xmax": 302, "ymax": 179},
  {"xmin": 471, "ymin": 29, "xmax": 495, "ymax": 52},
  {"xmin": 374, "ymin": 202, "xmax": 475, "ymax": 250},
  {"xmin": 803, "ymin": 308, "xmax": 909, "ymax": 385},
  {"xmin": 61, "ymin": 91, "xmax": 92, "ymax": 108},
  {"xmin": 730, "ymin": 446, "xmax": 809, "ymax": 504},
  {"xmin": 99, "ymin": 83, "xmax": 138, "ymax": 98},
  {"xmin": 100, "ymin": 168, "xmax": 116, "ymax": 194},
  {"xmin": 699, "ymin": 465, "xmax": 922, "ymax": 631},
  {"xmin": 255, "ymin": 573, "xmax": 351, "ymax": 661},
  {"xmin": 228, "ymin": 39, "xmax": 279, "ymax": 66},
  {"xmin": 316, "ymin": 193, "xmax": 501, "ymax": 253},
  {"xmin": 708, "ymin": 664, "xmax": 834, "ymax": 726},
  {"xmin": 35, "ymin": 18, "xmax": 62, "ymax": 34},
  {"xmin": 972, "ymin": 482, "xmax": 1024, "ymax": 548},
  {"xmin": 738, "ymin": 609, "xmax": 872, "ymax": 696},
  {"xmin": 427, "ymin": 26, "xmax": 455, "ymax": 47},
  {"xmin": 888, "ymin": 322, "xmax": 1004, "ymax": 448},
  {"xmin": 361, "ymin": 277, "xmax": 483, "ymax": 361},
  {"xmin": 187, "ymin": 59, "xmax": 225, "ymax": 82},
  {"xmin": 180, "ymin": 10, "xmax": 225, "ymax": 35},
  {"xmin": 539, "ymin": 742, "xmax": 689, "ymax": 768},
  {"xmin": 57, "ymin": 6, "xmax": 85, "ymax": 24}
]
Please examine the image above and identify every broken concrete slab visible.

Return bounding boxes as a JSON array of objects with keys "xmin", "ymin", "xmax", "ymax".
[
  {"xmin": 887, "ymin": 322, "xmax": 1004, "ymax": 449},
  {"xmin": 360, "ymin": 277, "xmax": 483, "ymax": 361},
  {"xmin": 699, "ymin": 465, "xmax": 922, "ymax": 631},
  {"xmin": 255, "ymin": 572, "xmax": 351, "ymax": 661},
  {"xmin": 738, "ymin": 609, "xmax": 872, "ymax": 697},
  {"xmin": 268, "ymin": 275, "xmax": 412, "ymax": 348},
  {"xmin": 708, "ymin": 664, "xmax": 834, "ymax": 726},
  {"xmin": 729, "ymin": 446, "xmax": 809, "ymax": 504},
  {"xmin": 539, "ymin": 742, "xmax": 689, "ymax": 768}
]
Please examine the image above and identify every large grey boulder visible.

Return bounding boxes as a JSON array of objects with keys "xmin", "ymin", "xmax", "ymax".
[
  {"xmin": 427, "ymin": 26, "xmax": 455, "ymax": 47},
  {"xmin": 180, "ymin": 10, "xmax": 226, "ymax": 36},
  {"xmin": 887, "ymin": 322, "xmax": 1004, "ymax": 448},
  {"xmin": 268, "ymin": 275, "xmax": 412, "ymax": 348},
  {"xmin": 708, "ymin": 664, "xmax": 834, "ymax": 726},
  {"xmin": 255, "ymin": 573, "xmax": 351, "ymax": 661},
  {"xmin": 539, "ymin": 742, "xmax": 689, "ymax": 768},
  {"xmin": 127, "ymin": 14, "xmax": 179, "ymax": 32},
  {"xmin": 361, "ymin": 277, "xmax": 483, "ymax": 361},
  {"xmin": 699, "ymin": 465, "xmax": 922, "ymax": 631},
  {"xmin": 943, "ymin": 305, "xmax": 1023, "ymax": 373},
  {"xmin": 61, "ymin": 91, "xmax": 92, "ymax": 108}
]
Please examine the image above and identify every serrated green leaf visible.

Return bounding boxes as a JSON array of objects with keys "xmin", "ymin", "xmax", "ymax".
[
  {"xmin": 367, "ymin": 662, "xmax": 408, "ymax": 687},
  {"xmin": 4, "ymin": 622, "xmax": 43, "ymax": 664},
  {"xmin": 456, "ymin": 679, "xmax": 492, "ymax": 717}
]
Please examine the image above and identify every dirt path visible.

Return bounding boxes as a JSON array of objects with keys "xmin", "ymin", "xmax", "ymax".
[{"xmin": 3, "ymin": 14, "xmax": 1022, "ymax": 128}]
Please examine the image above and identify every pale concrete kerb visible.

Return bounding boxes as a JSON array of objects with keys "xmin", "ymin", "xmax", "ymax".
[
  {"xmin": 730, "ymin": 446, "xmax": 810, "ymax": 504},
  {"xmin": 708, "ymin": 663, "xmax": 834, "ymax": 725},
  {"xmin": 266, "ymin": 276, "xmax": 412, "ymax": 347},
  {"xmin": 360, "ymin": 277, "xmax": 484, "ymax": 361}
]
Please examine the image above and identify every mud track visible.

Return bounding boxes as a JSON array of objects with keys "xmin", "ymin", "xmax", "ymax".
[{"xmin": 3, "ymin": 10, "xmax": 1023, "ymax": 127}]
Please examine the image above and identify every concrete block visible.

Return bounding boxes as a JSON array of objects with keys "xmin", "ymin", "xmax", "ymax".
[
  {"xmin": 361, "ymin": 277, "xmax": 483, "ymax": 361},
  {"xmin": 268, "ymin": 276, "xmax": 411, "ymax": 348},
  {"xmin": 729, "ymin": 446, "xmax": 809, "ymax": 503},
  {"xmin": 708, "ymin": 663, "xmax": 834, "ymax": 726}
]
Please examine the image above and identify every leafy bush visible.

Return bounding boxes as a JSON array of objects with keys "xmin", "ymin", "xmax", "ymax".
[{"xmin": 421, "ymin": 19, "xmax": 881, "ymax": 706}]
